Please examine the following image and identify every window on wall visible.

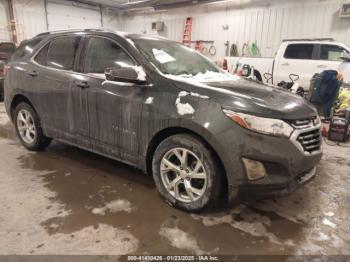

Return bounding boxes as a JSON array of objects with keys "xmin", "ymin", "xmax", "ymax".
[
  {"xmin": 284, "ymin": 44, "xmax": 315, "ymax": 60},
  {"xmin": 320, "ymin": 45, "xmax": 349, "ymax": 61},
  {"xmin": 44, "ymin": 37, "xmax": 81, "ymax": 70},
  {"xmin": 84, "ymin": 37, "xmax": 135, "ymax": 74}
]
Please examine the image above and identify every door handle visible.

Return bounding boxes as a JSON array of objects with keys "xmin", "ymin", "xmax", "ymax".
[
  {"xmin": 75, "ymin": 81, "xmax": 89, "ymax": 89},
  {"xmin": 28, "ymin": 70, "xmax": 38, "ymax": 77},
  {"xmin": 318, "ymin": 65, "xmax": 327, "ymax": 69},
  {"xmin": 281, "ymin": 63, "xmax": 290, "ymax": 66}
]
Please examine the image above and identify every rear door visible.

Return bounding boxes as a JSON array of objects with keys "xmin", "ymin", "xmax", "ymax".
[
  {"xmin": 317, "ymin": 44, "xmax": 349, "ymax": 65},
  {"xmin": 274, "ymin": 43, "xmax": 318, "ymax": 88},
  {"xmin": 79, "ymin": 36, "xmax": 146, "ymax": 164},
  {"xmin": 31, "ymin": 35, "xmax": 90, "ymax": 145}
]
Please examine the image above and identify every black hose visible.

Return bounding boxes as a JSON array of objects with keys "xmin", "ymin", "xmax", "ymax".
[{"xmin": 230, "ymin": 43, "xmax": 238, "ymax": 56}]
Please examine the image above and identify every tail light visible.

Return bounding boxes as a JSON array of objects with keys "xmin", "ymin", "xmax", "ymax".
[
  {"xmin": 223, "ymin": 59, "xmax": 228, "ymax": 71},
  {"xmin": 3, "ymin": 64, "xmax": 10, "ymax": 78}
]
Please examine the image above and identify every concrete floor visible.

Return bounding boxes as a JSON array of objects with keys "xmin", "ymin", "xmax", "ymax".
[{"xmin": 0, "ymin": 102, "xmax": 349, "ymax": 256}]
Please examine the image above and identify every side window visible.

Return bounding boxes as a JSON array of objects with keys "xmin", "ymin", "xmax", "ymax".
[
  {"xmin": 46, "ymin": 37, "xmax": 81, "ymax": 70},
  {"xmin": 34, "ymin": 43, "xmax": 49, "ymax": 66},
  {"xmin": 284, "ymin": 44, "xmax": 315, "ymax": 60},
  {"xmin": 320, "ymin": 45, "xmax": 349, "ymax": 61},
  {"xmin": 84, "ymin": 37, "xmax": 135, "ymax": 74}
]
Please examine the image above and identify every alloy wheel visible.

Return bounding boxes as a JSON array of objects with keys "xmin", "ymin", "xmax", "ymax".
[
  {"xmin": 17, "ymin": 109, "xmax": 36, "ymax": 144},
  {"xmin": 160, "ymin": 148, "xmax": 208, "ymax": 203}
]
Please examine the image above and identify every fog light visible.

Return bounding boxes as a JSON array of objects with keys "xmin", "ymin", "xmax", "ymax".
[{"xmin": 242, "ymin": 158, "xmax": 267, "ymax": 181}]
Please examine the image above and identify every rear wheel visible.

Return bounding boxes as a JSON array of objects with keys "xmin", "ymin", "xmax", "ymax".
[
  {"xmin": 152, "ymin": 134, "xmax": 222, "ymax": 212},
  {"xmin": 14, "ymin": 102, "xmax": 51, "ymax": 151}
]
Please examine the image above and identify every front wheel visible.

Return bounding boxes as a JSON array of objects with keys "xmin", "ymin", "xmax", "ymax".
[
  {"xmin": 14, "ymin": 102, "xmax": 51, "ymax": 151},
  {"xmin": 152, "ymin": 134, "xmax": 222, "ymax": 212}
]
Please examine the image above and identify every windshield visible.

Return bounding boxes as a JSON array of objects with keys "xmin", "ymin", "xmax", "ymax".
[{"xmin": 133, "ymin": 38, "xmax": 231, "ymax": 81}]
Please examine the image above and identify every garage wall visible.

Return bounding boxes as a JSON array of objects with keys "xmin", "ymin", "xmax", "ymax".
[
  {"xmin": 46, "ymin": 0, "xmax": 101, "ymax": 31},
  {"xmin": 118, "ymin": 0, "xmax": 350, "ymax": 59},
  {"xmin": 0, "ymin": 0, "xmax": 10, "ymax": 41},
  {"xmin": 12, "ymin": 0, "xmax": 47, "ymax": 42},
  {"xmin": 0, "ymin": 0, "xmax": 349, "ymax": 58},
  {"xmin": 102, "ymin": 8, "xmax": 123, "ymax": 31},
  {"xmin": 0, "ymin": 0, "xmax": 124, "ymax": 44}
]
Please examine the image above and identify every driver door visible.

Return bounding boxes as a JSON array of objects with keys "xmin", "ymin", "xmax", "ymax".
[{"xmin": 81, "ymin": 36, "xmax": 145, "ymax": 165}]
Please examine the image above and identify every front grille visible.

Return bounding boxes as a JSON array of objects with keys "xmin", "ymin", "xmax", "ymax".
[{"xmin": 297, "ymin": 129, "xmax": 322, "ymax": 153}]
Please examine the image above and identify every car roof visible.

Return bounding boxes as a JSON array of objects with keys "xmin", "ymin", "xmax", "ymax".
[{"xmin": 34, "ymin": 28, "xmax": 172, "ymax": 42}]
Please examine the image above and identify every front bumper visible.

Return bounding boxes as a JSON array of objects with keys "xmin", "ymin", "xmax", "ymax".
[
  {"xmin": 213, "ymin": 119, "xmax": 323, "ymax": 202},
  {"xmin": 237, "ymin": 167, "xmax": 317, "ymax": 200}
]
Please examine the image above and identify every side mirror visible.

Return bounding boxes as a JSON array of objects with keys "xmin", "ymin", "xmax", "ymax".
[
  {"xmin": 340, "ymin": 52, "xmax": 350, "ymax": 62},
  {"xmin": 104, "ymin": 66, "xmax": 147, "ymax": 84}
]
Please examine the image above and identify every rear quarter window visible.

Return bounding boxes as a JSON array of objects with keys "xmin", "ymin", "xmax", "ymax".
[
  {"xmin": 34, "ymin": 43, "xmax": 50, "ymax": 66},
  {"xmin": 284, "ymin": 44, "xmax": 315, "ymax": 60}
]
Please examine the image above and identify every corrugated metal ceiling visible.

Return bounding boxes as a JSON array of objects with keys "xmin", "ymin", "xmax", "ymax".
[{"xmin": 77, "ymin": 0, "xmax": 226, "ymax": 10}]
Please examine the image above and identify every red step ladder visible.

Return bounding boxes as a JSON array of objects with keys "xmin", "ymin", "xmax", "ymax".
[{"xmin": 182, "ymin": 17, "xmax": 193, "ymax": 47}]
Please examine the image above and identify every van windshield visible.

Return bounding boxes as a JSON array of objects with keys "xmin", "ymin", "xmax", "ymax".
[
  {"xmin": 133, "ymin": 37, "xmax": 234, "ymax": 82},
  {"xmin": 0, "ymin": 43, "xmax": 15, "ymax": 53}
]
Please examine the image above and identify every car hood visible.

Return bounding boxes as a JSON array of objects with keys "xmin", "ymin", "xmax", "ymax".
[{"xmin": 171, "ymin": 77, "xmax": 317, "ymax": 120}]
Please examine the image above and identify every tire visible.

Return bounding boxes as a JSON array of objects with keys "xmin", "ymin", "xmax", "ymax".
[
  {"xmin": 14, "ymin": 102, "xmax": 51, "ymax": 151},
  {"xmin": 152, "ymin": 134, "xmax": 222, "ymax": 212},
  {"xmin": 254, "ymin": 70, "xmax": 263, "ymax": 82}
]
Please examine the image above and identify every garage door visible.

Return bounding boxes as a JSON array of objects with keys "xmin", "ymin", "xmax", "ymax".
[
  {"xmin": 0, "ymin": 1, "xmax": 10, "ymax": 42},
  {"xmin": 47, "ymin": 0, "xmax": 101, "ymax": 31}
]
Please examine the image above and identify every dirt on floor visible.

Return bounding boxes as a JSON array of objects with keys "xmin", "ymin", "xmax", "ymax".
[{"xmin": 0, "ymin": 102, "xmax": 349, "ymax": 256}]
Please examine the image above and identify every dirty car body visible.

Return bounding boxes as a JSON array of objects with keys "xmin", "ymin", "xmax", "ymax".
[{"xmin": 4, "ymin": 29, "xmax": 323, "ymax": 211}]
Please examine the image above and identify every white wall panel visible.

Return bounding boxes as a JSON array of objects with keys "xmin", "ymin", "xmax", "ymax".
[
  {"xmin": 118, "ymin": 0, "xmax": 350, "ymax": 60},
  {"xmin": 13, "ymin": 0, "xmax": 47, "ymax": 42},
  {"xmin": 47, "ymin": 1, "xmax": 101, "ymax": 31},
  {"xmin": 0, "ymin": 0, "xmax": 10, "ymax": 41},
  {"xmin": 1, "ymin": 0, "xmax": 350, "ymax": 57},
  {"xmin": 101, "ymin": 8, "xmax": 122, "ymax": 31}
]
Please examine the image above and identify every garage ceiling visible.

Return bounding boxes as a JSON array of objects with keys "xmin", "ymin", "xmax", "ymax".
[{"xmin": 78, "ymin": 0, "xmax": 228, "ymax": 10}]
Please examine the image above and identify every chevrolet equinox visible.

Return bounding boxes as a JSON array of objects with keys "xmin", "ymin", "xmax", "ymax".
[{"xmin": 4, "ymin": 29, "xmax": 323, "ymax": 211}]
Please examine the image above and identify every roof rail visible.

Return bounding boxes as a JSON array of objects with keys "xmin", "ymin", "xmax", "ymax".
[
  {"xmin": 35, "ymin": 28, "xmax": 110, "ymax": 37},
  {"xmin": 282, "ymin": 38, "xmax": 335, "ymax": 42}
]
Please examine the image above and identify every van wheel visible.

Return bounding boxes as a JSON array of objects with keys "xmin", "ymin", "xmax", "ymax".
[
  {"xmin": 152, "ymin": 134, "xmax": 222, "ymax": 212},
  {"xmin": 14, "ymin": 102, "xmax": 51, "ymax": 151}
]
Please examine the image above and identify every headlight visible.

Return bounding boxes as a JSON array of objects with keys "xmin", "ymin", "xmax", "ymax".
[
  {"xmin": 314, "ymin": 115, "xmax": 321, "ymax": 126},
  {"xmin": 223, "ymin": 109, "xmax": 293, "ymax": 138}
]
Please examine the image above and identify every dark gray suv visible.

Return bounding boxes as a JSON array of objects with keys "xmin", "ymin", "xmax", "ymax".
[{"xmin": 4, "ymin": 29, "xmax": 322, "ymax": 211}]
